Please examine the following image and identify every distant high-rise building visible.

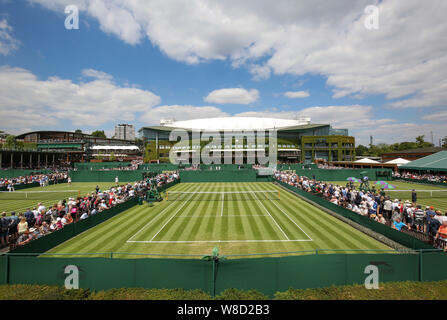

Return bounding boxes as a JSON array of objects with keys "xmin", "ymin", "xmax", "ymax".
[{"xmin": 115, "ymin": 124, "xmax": 135, "ymax": 141}]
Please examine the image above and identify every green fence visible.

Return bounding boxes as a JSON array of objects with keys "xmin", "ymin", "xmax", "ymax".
[
  {"xmin": 0, "ymin": 169, "xmax": 54, "ymax": 179},
  {"xmin": 180, "ymin": 170, "xmax": 258, "ymax": 182},
  {"xmin": 1, "ymin": 251, "xmax": 446, "ymax": 296},
  {"xmin": 276, "ymin": 180, "xmax": 434, "ymax": 250},
  {"xmin": 69, "ymin": 170, "xmax": 144, "ymax": 182},
  {"xmin": 277, "ymin": 166, "xmax": 392, "ymax": 181},
  {"xmin": 0, "ymin": 179, "xmax": 67, "ymax": 192},
  {"xmin": 139, "ymin": 163, "xmax": 187, "ymax": 172},
  {"xmin": 74, "ymin": 162, "xmax": 131, "ymax": 170},
  {"xmin": 9, "ymin": 197, "xmax": 139, "ymax": 255},
  {"xmin": 393, "ymin": 177, "xmax": 447, "ymax": 188},
  {"xmin": 157, "ymin": 179, "xmax": 180, "ymax": 192}
]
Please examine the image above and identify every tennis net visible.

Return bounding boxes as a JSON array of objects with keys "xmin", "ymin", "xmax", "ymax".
[
  {"xmin": 385, "ymin": 189, "xmax": 447, "ymax": 200},
  {"xmin": 166, "ymin": 190, "xmax": 280, "ymax": 201},
  {"xmin": 0, "ymin": 190, "xmax": 81, "ymax": 201}
]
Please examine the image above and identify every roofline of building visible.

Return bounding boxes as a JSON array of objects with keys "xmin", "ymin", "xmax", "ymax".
[
  {"xmin": 15, "ymin": 130, "xmax": 132, "ymax": 143},
  {"xmin": 139, "ymin": 123, "xmax": 331, "ymax": 133}
]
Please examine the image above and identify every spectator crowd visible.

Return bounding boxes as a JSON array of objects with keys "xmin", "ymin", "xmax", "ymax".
[
  {"xmin": 393, "ymin": 171, "xmax": 447, "ymax": 184},
  {"xmin": 0, "ymin": 172, "xmax": 179, "ymax": 250},
  {"xmin": 0, "ymin": 173, "xmax": 68, "ymax": 190},
  {"xmin": 275, "ymin": 171, "xmax": 447, "ymax": 251}
]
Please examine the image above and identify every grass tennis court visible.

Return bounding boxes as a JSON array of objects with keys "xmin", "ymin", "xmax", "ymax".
[
  {"xmin": 332, "ymin": 180, "xmax": 447, "ymax": 213},
  {"xmin": 0, "ymin": 182, "xmax": 130, "ymax": 215},
  {"xmin": 46, "ymin": 182, "xmax": 391, "ymax": 258}
]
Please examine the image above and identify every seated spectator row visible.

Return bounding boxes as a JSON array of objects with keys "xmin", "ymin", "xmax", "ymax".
[
  {"xmin": 275, "ymin": 171, "xmax": 447, "ymax": 252},
  {"xmin": 0, "ymin": 173, "xmax": 179, "ymax": 249}
]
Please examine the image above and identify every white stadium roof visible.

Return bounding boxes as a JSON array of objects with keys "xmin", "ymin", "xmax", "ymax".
[
  {"xmin": 385, "ymin": 158, "xmax": 411, "ymax": 165},
  {"xmin": 159, "ymin": 117, "xmax": 311, "ymax": 131},
  {"xmin": 354, "ymin": 158, "xmax": 381, "ymax": 164},
  {"xmin": 91, "ymin": 146, "xmax": 139, "ymax": 150}
]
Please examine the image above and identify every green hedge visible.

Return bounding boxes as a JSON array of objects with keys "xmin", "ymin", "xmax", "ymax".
[{"xmin": 2, "ymin": 281, "xmax": 447, "ymax": 300}]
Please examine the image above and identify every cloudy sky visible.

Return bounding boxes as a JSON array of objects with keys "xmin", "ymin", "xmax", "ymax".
[{"xmin": 0, "ymin": 0, "xmax": 446, "ymax": 145}]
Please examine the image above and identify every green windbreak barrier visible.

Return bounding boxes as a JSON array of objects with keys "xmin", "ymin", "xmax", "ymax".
[
  {"xmin": 393, "ymin": 177, "xmax": 447, "ymax": 188},
  {"xmin": 69, "ymin": 170, "xmax": 144, "ymax": 182},
  {"xmin": 74, "ymin": 162, "xmax": 131, "ymax": 170},
  {"xmin": 199, "ymin": 164, "xmax": 252, "ymax": 171},
  {"xmin": 157, "ymin": 179, "xmax": 180, "ymax": 192},
  {"xmin": 421, "ymin": 253, "xmax": 447, "ymax": 282},
  {"xmin": 0, "ymin": 169, "xmax": 54, "ymax": 179},
  {"xmin": 180, "ymin": 170, "xmax": 258, "ymax": 182},
  {"xmin": 6, "ymin": 256, "xmax": 213, "ymax": 293},
  {"xmin": 277, "ymin": 181, "xmax": 434, "ymax": 250},
  {"xmin": 9, "ymin": 197, "xmax": 139, "ymax": 254},
  {"xmin": 139, "ymin": 163, "xmax": 187, "ymax": 172},
  {"xmin": 216, "ymin": 253, "xmax": 419, "ymax": 297},
  {"xmin": 276, "ymin": 166, "xmax": 392, "ymax": 181},
  {"xmin": 4, "ymin": 252, "xmax": 444, "ymax": 296},
  {"xmin": 0, "ymin": 179, "xmax": 67, "ymax": 192}
]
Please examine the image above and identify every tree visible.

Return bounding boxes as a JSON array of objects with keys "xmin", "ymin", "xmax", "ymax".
[
  {"xmin": 3, "ymin": 135, "xmax": 23, "ymax": 149},
  {"xmin": 109, "ymin": 151, "xmax": 116, "ymax": 162},
  {"xmin": 74, "ymin": 129, "xmax": 82, "ymax": 133},
  {"xmin": 415, "ymin": 135, "xmax": 426, "ymax": 146},
  {"xmin": 355, "ymin": 145, "xmax": 369, "ymax": 156},
  {"xmin": 91, "ymin": 130, "xmax": 107, "ymax": 139}
]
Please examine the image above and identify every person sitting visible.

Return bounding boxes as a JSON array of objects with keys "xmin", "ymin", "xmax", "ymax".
[
  {"xmin": 392, "ymin": 218, "xmax": 407, "ymax": 231},
  {"xmin": 435, "ymin": 220, "xmax": 447, "ymax": 252},
  {"xmin": 17, "ymin": 217, "xmax": 28, "ymax": 236}
]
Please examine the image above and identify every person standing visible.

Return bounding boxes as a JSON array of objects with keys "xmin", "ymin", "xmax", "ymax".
[
  {"xmin": 411, "ymin": 190, "xmax": 417, "ymax": 203},
  {"xmin": 0, "ymin": 212, "xmax": 10, "ymax": 247}
]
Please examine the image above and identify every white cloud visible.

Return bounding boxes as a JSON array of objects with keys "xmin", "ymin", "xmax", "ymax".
[
  {"xmin": 82, "ymin": 68, "xmax": 113, "ymax": 80},
  {"xmin": 422, "ymin": 111, "xmax": 447, "ymax": 122},
  {"xmin": 204, "ymin": 88, "xmax": 259, "ymax": 105},
  {"xmin": 284, "ymin": 91, "xmax": 309, "ymax": 99},
  {"xmin": 140, "ymin": 105, "xmax": 229, "ymax": 124},
  {"xmin": 0, "ymin": 66, "xmax": 161, "ymax": 131},
  {"xmin": 236, "ymin": 105, "xmax": 395, "ymax": 130},
  {"xmin": 0, "ymin": 19, "xmax": 19, "ymax": 55},
  {"xmin": 29, "ymin": 0, "xmax": 447, "ymax": 109}
]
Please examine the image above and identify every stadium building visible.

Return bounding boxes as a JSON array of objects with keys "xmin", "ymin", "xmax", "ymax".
[
  {"xmin": 16, "ymin": 131, "xmax": 140, "ymax": 163},
  {"xmin": 139, "ymin": 117, "xmax": 355, "ymax": 164}
]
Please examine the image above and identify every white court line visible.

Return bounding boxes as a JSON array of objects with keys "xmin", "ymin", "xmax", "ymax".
[
  {"xmin": 127, "ymin": 239, "xmax": 313, "ymax": 243},
  {"xmin": 126, "ymin": 199, "xmax": 178, "ymax": 242},
  {"xmin": 221, "ymin": 192, "xmax": 224, "ymax": 216},
  {"xmin": 251, "ymin": 191, "xmax": 290, "ymax": 240},
  {"xmin": 269, "ymin": 198, "xmax": 313, "ymax": 241},
  {"xmin": 175, "ymin": 214, "xmax": 269, "ymax": 218},
  {"xmin": 149, "ymin": 193, "xmax": 195, "ymax": 241}
]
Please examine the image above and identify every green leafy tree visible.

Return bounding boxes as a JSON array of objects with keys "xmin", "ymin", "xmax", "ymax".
[
  {"xmin": 91, "ymin": 130, "xmax": 107, "ymax": 139},
  {"xmin": 3, "ymin": 135, "xmax": 23, "ymax": 150},
  {"xmin": 355, "ymin": 144, "xmax": 369, "ymax": 156}
]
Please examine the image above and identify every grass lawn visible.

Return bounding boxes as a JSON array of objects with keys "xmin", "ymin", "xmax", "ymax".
[
  {"xmin": 0, "ymin": 182, "xmax": 131, "ymax": 215},
  {"xmin": 331, "ymin": 180, "xmax": 447, "ymax": 213},
  {"xmin": 45, "ymin": 182, "xmax": 392, "ymax": 258}
]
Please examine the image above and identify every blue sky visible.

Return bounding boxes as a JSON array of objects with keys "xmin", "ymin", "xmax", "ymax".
[{"xmin": 1, "ymin": 0, "xmax": 446, "ymax": 145}]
